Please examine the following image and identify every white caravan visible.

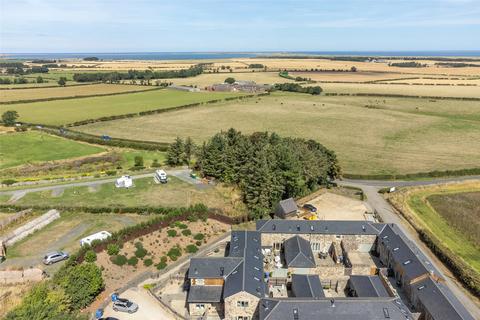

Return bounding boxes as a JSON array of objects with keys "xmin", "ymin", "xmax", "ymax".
[
  {"xmin": 154, "ymin": 169, "xmax": 168, "ymax": 184},
  {"xmin": 115, "ymin": 175, "xmax": 133, "ymax": 188},
  {"xmin": 80, "ymin": 231, "xmax": 112, "ymax": 246}
]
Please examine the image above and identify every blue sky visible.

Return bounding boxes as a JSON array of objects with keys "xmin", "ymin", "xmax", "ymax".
[{"xmin": 1, "ymin": 0, "xmax": 479, "ymax": 52}]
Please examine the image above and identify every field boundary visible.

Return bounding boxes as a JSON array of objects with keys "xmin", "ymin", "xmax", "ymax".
[
  {"xmin": 0, "ymin": 86, "xmax": 164, "ymax": 105},
  {"xmin": 324, "ymin": 92, "xmax": 480, "ymax": 101},
  {"xmin": 0, "ymin": 82, "xmax": 102, "ymax": 91},
  {"xmin": 388, "ymin": 190, "xmax": 480, "ymax": 297},
  {"xmin": 342, "ymin": 167, "xmax": 480, "ymax": 180}
]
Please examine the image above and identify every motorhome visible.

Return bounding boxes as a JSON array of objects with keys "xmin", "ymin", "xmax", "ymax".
[
  {"xmin": 115, "ymin": 175, "xmax": 133, "ymax": 188},
  {"xmin": 154, "ymin": 169, "xmax": 168, "ymax": 184},
  {"xmin": 80, "ymin": 231, "xmax": 112, "ymax": 246}
]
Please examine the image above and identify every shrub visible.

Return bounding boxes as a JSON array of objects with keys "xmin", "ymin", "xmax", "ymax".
[
  {"xmin": 196, "ymin": 240, "xmax": 202, "ymax": 246},
  {"xmin": 182, "ymin": 229, "xmax": 192, "ymax": 236},
  {"xmin": 85, "ymin": 250, "xmax": 97, "ymax": 262},
  {"xmin": 106, "ymin": 170, "xmax": 117, "ymax": 176},
  {"xmin": 193, "ymin": 233, "xmax": 204, "ymax": 241},
  {"xmin": 2, "ymin": 179, "xmax": 16, "ymax": 186},
  {"xmin": 151, "ymin": 159, "xmax": 161, "ymax": 167},
  {"xmin": 186, "ymin": 244, "xmax": 198, "ymax": 253},
  {"xmin": 107, "ymin": 243, "xmax": 120, "ymax": 256},
  {"xmin": 160, "ymin": 256, "xmax": 168, "ymax": 263},
  {"xmin": 167, "ymin": 229, "xmax": 177, "ymax": 237},
  {"xmin": 135, "ymin": 241, "xmax": 144, "ymax": 249},
  {"xmin": 143, "ymin": 258, "xmax": 153, "ymax": 267},
  {"xmin": 127, "ymin": 256, "xmax": 138, "ymax": 266},
  {"xmin": 134, "ymin": 156, "xmax": 144, "ymax": 168},
  {"xmin": 110, "ymin": 254, "xmax": 128, "ymax": 266},
  {"xmin": 135, "ymin": 247, "xmax": 148, "ymax": 259},
  {"xmin": 173, "ymin": 221, "xmax": 188, "ymax": 229},
  {"xmin": 156, "ymin": 261, "xmax": 167, "ymax": 270},
  {"xmin": 167, "ymin": 246, "xmax": 182, "ymax": 261}
]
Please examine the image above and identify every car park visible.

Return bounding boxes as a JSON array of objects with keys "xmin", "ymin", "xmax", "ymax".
[{"xmin": 43, "ymin": 251, "xmax": 69, "ymax": 265}]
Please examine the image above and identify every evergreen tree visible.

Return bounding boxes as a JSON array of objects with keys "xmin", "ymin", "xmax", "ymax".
[
  {"xmin": 166, "ymin": 137, "xmax": 185, "ymax": 166},
  {"xmin": 184, "ymin": 137, "xmax": 195, "ymax": 165}
]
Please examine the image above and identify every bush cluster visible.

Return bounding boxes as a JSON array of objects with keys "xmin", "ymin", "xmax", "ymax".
[{"xmin": 110, "ymin": 254, "xmax": 128, "ymax": 266}]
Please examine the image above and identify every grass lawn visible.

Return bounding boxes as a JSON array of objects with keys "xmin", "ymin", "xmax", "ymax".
[
  {"xmin": 76, "ymin": 92, "xmax": 480, "ymax": 175},
  {"xmin": 394, "ymin": 182, "xmax": 480, "ymax": 274},
  {"xmin": 6, "ymin": 211, "xmax": 151, "ymax": 259},
  {"xmin": 1, "ymin": 89, "xmax": 244, "ymax": 125},
  {"xmin": 0, "ymin": 83, "xmax": 157, "ymax": 103},
  {"xmin": 0, "ymin": 131, "xmax": 105, "ymax": 170},
  {"xmin": 8, "ymin": 176, "xmax": 246, "ymax": 217}
]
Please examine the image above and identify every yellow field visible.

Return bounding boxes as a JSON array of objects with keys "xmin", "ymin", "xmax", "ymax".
[
  {"xmin": 379, "ymin": 78, "xmax": 480, "ymax": 85},
  {"xmin": 319, "ymin": 82, "xmax": 480, "ymax": 98},
  {"xmin": 159, "ymin": 71, "xmax": 295, "ymax": 88},
  {"xmin": 0, "ymin": 83, "xmax": 156, "ymax": 103},
  {"xmin": 290, "ymin": 71, "xmax": 429, "ymax": 82}
]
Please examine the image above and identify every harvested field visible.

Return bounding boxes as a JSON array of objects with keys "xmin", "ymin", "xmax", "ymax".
[
  {"xmin": 0, "ymin": 131, "xmax": 104, "ymax": 170},
  {"xmin": 318, "ymin": 82, "xmax": 480, "ymax": 98},
  {"xmin": 1, "ymin": 89, "xmax": 243, "ymax": 125},
  {"xmin": 389, "ymin": 181, "xmax": 480, "ymax": 275},
  {"xmin": 290, "ymin": 71, "xmax": 425, "ymax": 82},
  {"xmin": 76, "ymin": 92, "xmax": 480, "ymax": 175},
  {"xmin": 0, "ymin": 83, "xmax": 156, "ymax": 103},
  {"xmin": 428, "ymin": 192, "xmax": 480, "ymax": 247},
  {"xmin": 160, "ymin": 71, "xmax": 294, "ymax": 87}
]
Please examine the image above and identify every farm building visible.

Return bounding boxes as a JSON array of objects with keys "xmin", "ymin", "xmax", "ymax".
[{"xmin": 273, "ymin": 198, "xmax": 298, "ymax": 219}]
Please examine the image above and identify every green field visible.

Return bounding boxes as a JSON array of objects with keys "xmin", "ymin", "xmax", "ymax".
[
  {"xmin": 397, "ymin": 183, "xmax": 480, "ymax": 274},
  {"xmin": 0, "ymin": 83, "xmax": 156, "ymax": 103},
  {"xmin": 76, "ymin": 92, "xmax": 480, "ymax": 175},
  {"xmin": 6, "ymin": 176, "xmax": 245, "ymax": 216},
  {"xmin": 0, "ymin": 131, "xmax": 105, "ymax": 169},
  {"xmin": 1, "ymin": 89, "xmax": 244, "ymax": 125}
]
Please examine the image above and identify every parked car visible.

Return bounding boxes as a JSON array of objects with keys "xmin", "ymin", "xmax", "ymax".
[
  {"xmin": 43, "ymin": 251, "xmax": 69, "ymax": 265},
  {"xmin": 112, "ymin": 298, "xmax": 139, "ymax": 313},
  {"xmin": 302, "ymin": 203, "xmax": 317, "ymax": 212}
]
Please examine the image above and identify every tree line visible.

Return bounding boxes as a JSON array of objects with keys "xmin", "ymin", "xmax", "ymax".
[
  {"xmin": 191, "ymin": 129, "xmax": 340, "ymax": 218},
  {"xmin": 72, "ymin": 64, "xmax": 205, "ymax": 82},
  {"xmin": 273, "ymin": 83, "xmax": 323, "ymax": 95}
]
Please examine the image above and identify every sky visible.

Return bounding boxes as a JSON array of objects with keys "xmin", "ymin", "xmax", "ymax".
[{"xmin": 1, "ymin": 0, "xmax": 479, "ymax": 53}]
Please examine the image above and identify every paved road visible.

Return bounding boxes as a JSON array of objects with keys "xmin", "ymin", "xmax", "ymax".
[{"xmin": 336, "ymin": 178, "xmax": 480, "ymax": 318}]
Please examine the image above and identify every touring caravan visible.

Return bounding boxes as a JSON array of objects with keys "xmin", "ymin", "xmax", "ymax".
[
  {"xmin": 154, "ymin": 169, "xmax": 168, "ymax": 184},
  {"xmin": 80, "ymin": 231, "xmax": 112, "ymax": 246},
  {"xmin": 115, "ymin": 175, "xmax": 133, "ymax": 188}
]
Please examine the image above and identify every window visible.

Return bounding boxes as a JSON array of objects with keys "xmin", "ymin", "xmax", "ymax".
[
  {"xmin": 237, "ymin": 301, "xmax": 249, "ymax": 308},
  {"xmin": 195, "ymin": 304, "xmax": 205, "ymax": 310}
]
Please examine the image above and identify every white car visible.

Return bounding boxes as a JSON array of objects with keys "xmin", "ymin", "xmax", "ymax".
[{"xmin": 43, "ymin": 251, "xmax": 69, "ymax": 265}]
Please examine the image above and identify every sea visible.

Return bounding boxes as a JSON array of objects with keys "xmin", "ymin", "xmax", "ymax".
[{"xmin": 2, "ymin": 51, "xmax": 480, "ymax": 60}]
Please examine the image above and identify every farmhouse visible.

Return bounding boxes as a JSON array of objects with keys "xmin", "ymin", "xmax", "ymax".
[
  {"xmin": 208, "ymin": 80, "xmax": 270, "ymax": 93},
  {"xmin": 185, "ymin": 220, "xmax": 474, "ymax": 320}
]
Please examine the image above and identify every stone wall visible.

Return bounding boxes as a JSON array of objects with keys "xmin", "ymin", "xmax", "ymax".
[
  {"xmin": 224, "ymin": 291, "xmax": 260, "ymax": 320},
  {"xmin": 1, "ymin": 210, "xmax": 60, "ymax": 246}
]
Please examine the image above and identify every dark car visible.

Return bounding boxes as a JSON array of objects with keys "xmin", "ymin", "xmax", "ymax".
[{"xmin": 302, "ymin": 204, "xmax": 317, "ymax": 212}]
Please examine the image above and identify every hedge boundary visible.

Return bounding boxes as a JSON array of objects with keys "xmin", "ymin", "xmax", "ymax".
[
  {"xmin": 0, "ymin": 86, "xmax": 164, "ymax": 105},
  {"xmin": 388, "ymin": 198, "xmax": 480, "ymax": 297},
  {"xmin": 324, "ymin": 92, "xmax": 480, "ymax": 101},
  {"xmin": 342, "ymin": 167, "xmax": 480, "ymax": 180}
]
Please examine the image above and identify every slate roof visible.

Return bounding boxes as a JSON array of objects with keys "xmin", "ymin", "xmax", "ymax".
[
  {"xmin": 274, "ymin": 198, "xmax": 298, "ymax": 218},
  {"xmin": 291, "ymin": 274, "xmax": 325, "ymax": 298},
  {"xmin": 188, "ymin": 257, "xmax": 242, "ymax": 279},
  {"xmin": 223, "ymin": 231, "xmax": 266, "ymax": 299},
  {"xmin": 259, "ymin": 297, "xmax": 413, "ymax": 320},
  {"xmin": 378, "ymin": 225, "xmax": 429, "ymax": 281},
  {"xmin": 256, "ymin": 219, "xmax": 380, "ymax": 235},
  {"xmin": 348, "ymin": 275, "xmax": 390, "ymax": 297},
  {"xmin": 284, "ymin": 235, "xmax": 316, "ymax": 268},
  {"xmin": 412, "ymin": 277, "xmax": 475, "ymax": 320},
  {"xmin": 187, "ymin": 285, "xmax": 223, "ymax": 303}
]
